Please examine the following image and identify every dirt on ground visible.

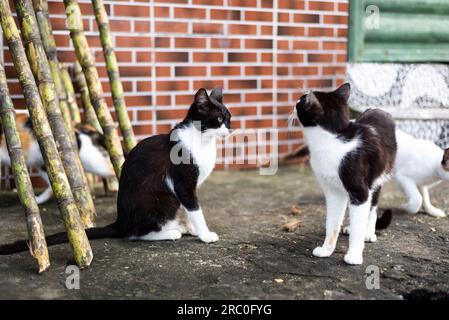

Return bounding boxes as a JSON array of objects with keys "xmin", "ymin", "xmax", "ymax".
[{"xmin": 0, "ymin": 166, "xmax": 448, "ymax": 299}]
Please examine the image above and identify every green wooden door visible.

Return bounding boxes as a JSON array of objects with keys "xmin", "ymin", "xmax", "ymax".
[{"xmin": 348, "ymin": 0, "xmax": 449, "ymax": 62}]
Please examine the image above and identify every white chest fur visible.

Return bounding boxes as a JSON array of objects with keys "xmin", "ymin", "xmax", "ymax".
[
  {"xmin": 177, "ymin": 123, "xmax": 217, "ymax": 186},
  {"xmin": 302, "ymin": 126, "xmax": 360, "ymax": 190}
]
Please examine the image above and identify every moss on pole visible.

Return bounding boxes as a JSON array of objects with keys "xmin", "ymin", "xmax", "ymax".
[
  {"xmin": 64, "ymin": 0, "xmax": 125, "ymax": 178},
  {"xmin": 15, "ymin": 0, "xmax": 96, "ymax": 228},
  {"xmin": 32, "ymin": 0, "xmax": 75, "ymax": 145},
  {"xmin": 60, "ymin": 64, "xmax": 82, "ymax": 124},
  {"xmin": 91, "ymin": 0, "xmax": 136, "ymax": 153},
  {"xmin": 0, "ymin": 63, "xmax": 50, "ymax": 274},
  {"xmin": 73, "ymin": 61, "xmax": 102, "ymax": 133},
  {"xmin": 0, "ymin": 0, "xmax": 93, "ymax": 268}
]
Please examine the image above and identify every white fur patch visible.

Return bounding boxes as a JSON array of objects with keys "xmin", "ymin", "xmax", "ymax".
[
  {"xmin": 302, "ymin": 126, "xmax": 360, "ymax": 192},
  {"xmin": 78, "ymin": 133, "xmax": 114, "ymax": 178},
  {"xmin": 176, "ymin": 122, "xmax": 218, "ymax": 186}
]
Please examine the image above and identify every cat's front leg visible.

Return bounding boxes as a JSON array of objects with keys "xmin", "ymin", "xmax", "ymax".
[
  {"xmin": 420, "ymin": 185, "xmax": 446, "ymax": 217},
  {"xmin": 345, "ymin": 197, "xmax": 371, "ymax": 265},
  {"xmin": 184, "ymin": 208, "xmax": 218, "ymax": 243},
  {"xmin": 313, "ymin": 189, "xmax": 348, "ymax": 258},
  {"xmin": 396, "ymin": 175, "xmax": 422, "ymax": 214}
]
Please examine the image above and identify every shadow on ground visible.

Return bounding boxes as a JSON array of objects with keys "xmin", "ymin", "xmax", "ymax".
[{"xmin": 1, "ymin": 166, "xmax": 448, "ymax": 299}]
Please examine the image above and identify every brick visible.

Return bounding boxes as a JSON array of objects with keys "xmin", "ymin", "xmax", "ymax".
[
  {"xmin": 156, "ymin": 80, "xmax": 189, "ymax": 91},
  {"xmin": 175, "ymin": 37, "xmax": 207, "ymax": 48},
  {"xmin": 279, "ymin": 0, "xmax": 305, "ymax": 10},
  {"xmin": 193, "ymin": 52, "xmax": 224, "ymax": 62},
  {"xmin": 228, "ymin": 52, "xmax": 257, "ymax": 62},
  {"xmin": 174, "ymin": 7, "xmax": 206, "ymax": 19},
  {"xmin": 308, "ymin": 1, "xmax": 334, "ymax": 11},
  {"xmin": 193, "ymin": 80, "xmax": 225, "ymax": 89},
  {"xmin": 155, "ymin": 21, "xmax": 189, "ymax": 33},
  {"xmin": 307, "ymin": 53, "xmax": 333, "ymax": 63},
  {"xmin": 228, "ymin": 24, "xmax": 257, "ymax": 35},
  {"xmin": 245, "ymin": 11, "xmax": 272, "ymax": 21},
  {"xmin": 175, "ymin": 66, "xmax": 207, "ymax": 77},
  {"xmin": 245, "ymin": 39, "xmax": 273, "ymax": 49},
  {"xmin": 278, "ymin": 26, "xmax": 305, "ymax": 36},
  {"xmin": 192, "ymin": 23, "xmax": 224, "ymax": 34},
  {"xmin": 114, "ymin": 5, "xmax": 150, "ymax": 17},
  {"xmin": 229, "ymin": 80, "xmax": 258, "ymax": 89},
  {"xmin": 211, "ymin": 38, "xmax": 241, "ymax": 49},
  {"xmin": 211, "ymin": 66, "xmax": 241, "ymax": 76},
  {"xmin": 210, "ymin": 9, "xmax": 241, "ymax": 20},
  {"xmin": 324, "ymin": 15, "xmax": 348, "ymax": 25},
  {"xmin": 278, "ymin": 53, "xmax": 304, "ymax": 63},
  {"xmin": 229, "ymin": 0, "xmax": 257, "ymax": 7},
  {"xmin": 308, "ymin": 27, "xmax": 333, "ymax": 37},
  {"xmin": 294, "ymin": 13, "xmax": 320, "ymax": 23},
  {"xmin": 155, "ymin": 52, "xmax": 188, "ymax": 63}
]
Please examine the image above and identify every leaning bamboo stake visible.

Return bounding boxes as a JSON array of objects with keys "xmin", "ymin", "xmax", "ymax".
[
  {"xmin": 15, "ymin": 0, "xmax": 96, "ymax": 228},
  {"xmin": 73, "ymin": 61, "xmax": 102, "ymax": 133},
  {"xmin": 60, "ymin": 64, "xmax": 82, "ymax": 124},
  {"xmin": 91, "ymin": 0, "xmax": 136, "ymax": 153},
  {"xmin": 64, "ymin": 0, "xmax": 124, "ymax": 178},
  {"xmin": 0, "ymin": 63, "xmax": 50, "ymax": 273},
  {"xmin": 32, "ymin": 0, "xmax": 74, "ymax": 145},
  {"xmin": 0, "ymin": 0, "xmax": 92, "ymax": 268}
]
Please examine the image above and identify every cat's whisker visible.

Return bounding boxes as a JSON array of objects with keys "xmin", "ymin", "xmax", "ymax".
[{"xmin": 287, "ymin": 108, "xmax": 299, "ymax": 129}]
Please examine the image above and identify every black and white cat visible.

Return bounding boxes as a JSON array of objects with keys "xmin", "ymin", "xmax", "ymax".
[
  {"xmin": 0, "ymin": 115, "xmax": 115, "ymax": 203},
  {"xmin": 0, "ymin": 87, "xmax": 231, "ymax": 254},
  {"xmin": 295, "ymin": 83, "xmax": 397, "ymax": 265},
  {"xmin": 393, "ymin": 129, "xmax": 449, "ymax": 217}
]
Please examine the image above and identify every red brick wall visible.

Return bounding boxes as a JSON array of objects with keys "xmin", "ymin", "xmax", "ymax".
[{"xmin": 2, "ymin": 0, "xmax": 348, "ymax": 171}]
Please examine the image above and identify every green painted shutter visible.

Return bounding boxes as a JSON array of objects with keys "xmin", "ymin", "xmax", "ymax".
[{"xmin": 348, "ymin": 0, "xmax": 449, "ymax": 62}]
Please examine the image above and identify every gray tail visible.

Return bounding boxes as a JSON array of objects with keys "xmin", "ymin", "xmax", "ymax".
[
  {"xmin": 0, "ymin": 223, "xmax": 122, "ymax": 255},
  {"xmin": 375, "ymin": 209, "xmax": 393, "ymax": 230}
]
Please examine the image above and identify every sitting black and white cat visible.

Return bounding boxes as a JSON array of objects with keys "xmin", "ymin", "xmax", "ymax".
[
  {"xmin": 295, "ymin": 83, "xmax": 397, "ymax": 265},
  {"xmin": 0, "ymin": 87, "xmax": 231, "ymax": 255}
]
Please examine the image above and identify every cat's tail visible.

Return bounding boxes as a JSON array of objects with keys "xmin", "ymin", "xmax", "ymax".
[
  {"xmin": 0, "ymin": 222, "xmax": 123, "ymax": 255},
  {"xmin": 375, "ymin": 209, "xmax": 393, "ymax": 230},
  {"xmin": 280, "ymin": 145, "xmax": 310, "ymax": 164}
]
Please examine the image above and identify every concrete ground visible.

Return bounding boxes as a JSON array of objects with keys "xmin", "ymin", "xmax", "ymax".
[{"xmin": 1, "ymin": 166, "xmax": 448, "ymax": 299}]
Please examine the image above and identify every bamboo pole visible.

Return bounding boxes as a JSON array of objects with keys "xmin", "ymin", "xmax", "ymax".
[
  {"xmin": 60, "ymin": 64, "xmax": 82, "ymax": 124},
  {"xmin": 15, "ymin": 0, "xmax": 96, "ymax": 228},
  {"xmin": 32, "ymin": 0, "xmax": 74, "ymax": 145},
  {"xmin": 0, "ymin": 0, "xmax": 92, "ymax": 268},
  {"xmin": 64, "ymin": 0, "xmax": 124, "ymax": 179},
  {"xmin": 0, "ymin": 63, "xmax": 50, "ymax": 273},
  {"xmin": 73, "ymin": 61, "xmax": 102, "ymax": 133},
  {"xmin": 91, "ymin": 0, "xmax": 136, "ymax": 153}
]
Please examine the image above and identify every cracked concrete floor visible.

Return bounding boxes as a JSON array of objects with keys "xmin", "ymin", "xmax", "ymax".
[{"xmin": 1, "ymin": 166, "xmax": 448, "ymax": 299}]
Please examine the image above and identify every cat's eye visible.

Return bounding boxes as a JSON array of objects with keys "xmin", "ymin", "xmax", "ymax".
[{"xmin": 217, "ymin": 117, "xmax": 223, "ymax": 123}]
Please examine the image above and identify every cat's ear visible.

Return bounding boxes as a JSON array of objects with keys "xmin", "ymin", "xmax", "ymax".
[
  {"xmin": 443, "ymin": 148, "xmax": 449, "ymax": 171},
  {"xmin": 334, "ymin": 83, "xmax": 351, "ymax": 102},
  {"xmin": 194, "ymin": 88, "xmax": 210, "ymax": 114},
  {"xmin": 210, "ymin": 86, "xmax": 223, "ymax": 103},
  {"xmin": 305, "ymin": 92, "xmax": 324, "ymax": 120}
]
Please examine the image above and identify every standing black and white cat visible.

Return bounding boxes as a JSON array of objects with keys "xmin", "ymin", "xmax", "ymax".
[
  {"xmin": 295, "ymin": 83, "xmax": 397, "ymax": 265},
  {"xmin": 0, "ymin": 87, "xmax": 231, "ymax": 254},
  {"xmin": 393, "ymin": 129, "xmax": 449, "ymax": 217}
]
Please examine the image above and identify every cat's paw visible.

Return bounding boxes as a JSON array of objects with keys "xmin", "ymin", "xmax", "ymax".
[
  {"xmin": 166, "ymin": 230, "xmax": 183, "ymax": 240},
  {"xmin": 426, "ymin": 208, "xmax": 446, "ymax": 218},
  {"xmin": 199, "ymin": 232, "xmax": 219, "ymax": 243},
  {"xmin": 344, "ymin": 253, "xmax": 363, "ymax": 265},
  {"xmin": 312, "ymin": 246, "xmax": 333, "ymax": 258},
  {"xmin": 364, "ymin": 233, "xmax": 377, "ymax": 243}
]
